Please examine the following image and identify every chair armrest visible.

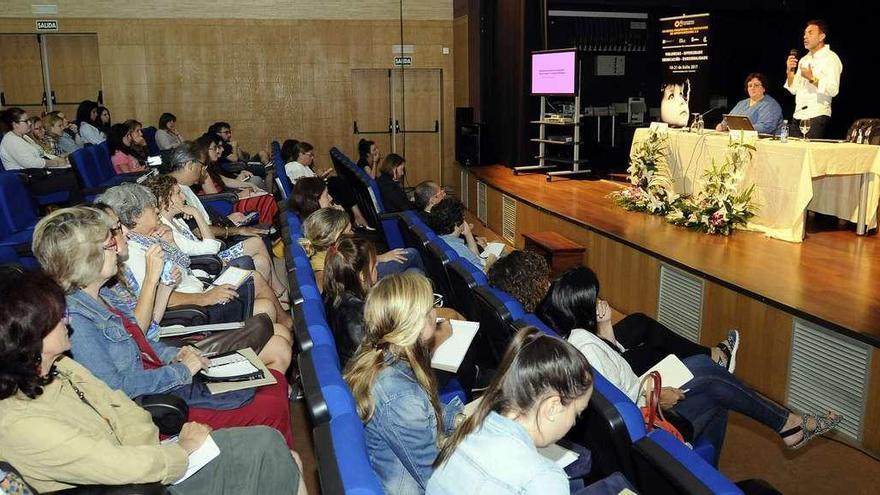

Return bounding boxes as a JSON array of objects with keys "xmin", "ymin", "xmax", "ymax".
[
  {"xmin": 189, "ymin": 255, "xmax": 224, "ymax": 275},
  {"xmin": 160, "ymin": 305, "xmax": 210, "ymax": 327},
  {"xmin": 200, "ymin": 192, "xmax": 240, "ymax": 204}
]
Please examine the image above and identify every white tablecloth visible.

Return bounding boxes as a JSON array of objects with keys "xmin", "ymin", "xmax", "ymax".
[{"xmin": 630, "ymin": 129, "xmax": 880, "ymax": 242}]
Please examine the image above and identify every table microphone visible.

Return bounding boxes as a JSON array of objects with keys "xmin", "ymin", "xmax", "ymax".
[{"xmin": 789, "ymin": 49, "xmax": 798, "ymax": 73}]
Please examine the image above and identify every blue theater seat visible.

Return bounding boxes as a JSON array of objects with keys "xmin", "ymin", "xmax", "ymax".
[
  {"xmin": 472, "ymin": 285, "xmax": 526, "ymax": 365},
  {"xmin": 633, "ymin": 429, "xmax": 742, "ymax": 495},
  {"xmin": 313, "ymin": 413, "xmax": 384, "ymax": 495},
  {"xmin": 446, "ymin": 258, "xmax": 488, "ymax": 321},
  {"xmin": 0, "ymin": 173, "xmax": 40, "ymax": 268},
  {"xmin": 142, "ymin": 126, "xmax": 160, "ymax": 156}
]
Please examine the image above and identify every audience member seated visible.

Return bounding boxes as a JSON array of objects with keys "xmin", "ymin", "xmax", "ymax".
[
  {"xmin": 301, "ymin": 207, "xmax": 423, "ymax": 290},
  {"xmin": 323, "ymin": 235, "xmax": 378, "ymax": 365},
  {"xmin": 413, "ymin": 180, "xmax": 446, "ymax": 215},
  {"xmin": 76, "ymin": 100, "xmax": 106, "ymax": 145},
  {"xmin": 208, "ymin": 121, "xmax": 267, "ymax": 178},
  {"xmin": 429, "ymin": 327, "xmax": 633, "ymax": 495},
  {"xmin": 109, "ymin": 120, "xmax": 148, "ymax": 174},
  {"xmin": 95, "ymin": 183, "xmax": 292, "ymax": 330},
  {"xmin": 144, "ymin": 173, "xmax": 288, "ymax": 305},
  {"xmin": 537, "ymin": 267, "xmax": 843, "ymax": 453},
  {"xmin": 97, "ymin": 105, "xmax": 113, "ymax": 137},
  {"xmin": 0, "ymin": 107, "xmax": 82, "ymax": 203},
  {"xmin": 487, "ymin": 250, "xmax": 551, "ymax": 313},
  {"xmin": 282, "ymin": 139, "xmax": 370, "ymax": 229},
  {"xmin": 344, "ymin": 271, "xmax": 463, "ymax": 494},
  {"xmin": 32, "ymin": 206, "xmax": 295, "ymax": 446},
  {"xmin": 43, "ymin": 111, "xmax": 81, "ymax": 155},
  {"xmin": 156, "ymin": 112, "xmax": 184, "ymax": 150},
  {"xmin": 195, "ymin": 134, "xmax": 276, "ymax": 223},
  {"xmin": 25, "ymin": 116, "xmax": 57, "ymax": 158},
  {"xmin": 356, "ymin": 137, "xmax": 382, "ymax": 178},
  {"xmin": 427, "ymin": 197, "xmax": 497, "ymax": 271},
  {"xmin": 288, "ymin": 176, "xmax": 339, "ymax": 220},
  {"xmin": 166, "ymin": 142, "xmax": 273, "ymax": 238},
  {"xmin": 376, "ymin": 153, "xmax": 416, "ymax": 212},
  {"xmin": 92, "ymin": 201, "xmax": 292, "ymax": 371},
  {"xmin": 0, "ymin": 269, "xmax": 305, "ymax": 494}
]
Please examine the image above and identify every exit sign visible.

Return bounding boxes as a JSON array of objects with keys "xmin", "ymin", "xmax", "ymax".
[
  {"xmin": 394, "ymin": 56, "xmax": 412, "ymax": 66},
  {"xmin": 36, "ymin": 19, "xmax": 58, "ymax": 31}
]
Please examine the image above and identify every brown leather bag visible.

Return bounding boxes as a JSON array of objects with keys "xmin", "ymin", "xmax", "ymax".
[{"xmin": 162, "ymin": 313, "xmax": 274, "ymax": 355}]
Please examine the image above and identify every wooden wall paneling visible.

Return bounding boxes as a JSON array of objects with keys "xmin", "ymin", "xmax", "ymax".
[
  {"xmin": 701, "ymin": 281, "xmax": 794, "ymax": 403},
  {"xmin": 861, "ymin": 348, "xmax": 880, "ymax": 457},
  {"xmin": 393, "ymin": 68, "xmax": 442, "ymax": 185},
  {"xmin": 0, "ymin": 1, "xmax": 453, "ymax": 20},
  {"xmin": 485, "ymin": 182, "xmax": 503, "ymax": 234},
  {"xmin": 588, "ymin": 233, "xmax": 660, "ymax": 320},
  {"xmin": 0, "ymin": 34, "xmax": 44, "ymax": 107},
  {"xmin": 452, "ymin": 15, "xmax": 469, "ymax": 108},
  {"xmin": 0, "ymin": 16, "xmax": 454, "ymax": 165},
  {"xmin": 351, "ymin": 68, "xmax": 393, "ymax": 164}
]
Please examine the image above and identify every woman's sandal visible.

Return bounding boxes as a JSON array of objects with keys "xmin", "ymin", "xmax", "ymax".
[{"xmin": 780, "ymin": 411, "xmax": 843, "ymax": 450}]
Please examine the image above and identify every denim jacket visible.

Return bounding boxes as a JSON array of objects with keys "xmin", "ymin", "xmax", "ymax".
[
  {"xmin": 364, "ymin": 356, "xmax": 464, "ymax": 495},
  {"xmin": 426, "ymin": 411, "xmax": 569, "ymax": 494},
  {"xmin": 66, "ymin": 289, "xmax": 191, "ymax": 399}
]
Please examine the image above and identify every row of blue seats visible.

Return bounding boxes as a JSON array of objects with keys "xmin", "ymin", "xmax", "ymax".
[{"xmin": 281, "ymin": 147, "xmax": 741, "ymax": 493}]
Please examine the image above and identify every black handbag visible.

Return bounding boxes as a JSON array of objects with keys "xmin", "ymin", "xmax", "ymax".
[{"xmin": 134, "ymin": 393, "xmax": 189, "ymax": 436}]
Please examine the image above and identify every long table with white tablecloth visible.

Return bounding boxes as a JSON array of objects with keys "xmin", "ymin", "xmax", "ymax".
[{"xmin": 630, "ymin": 128, "xmax": 880, "ymax": 242}]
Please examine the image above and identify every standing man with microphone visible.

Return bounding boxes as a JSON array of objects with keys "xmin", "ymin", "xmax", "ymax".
[{"xmin": 784, "ymin": 19, "xmax": 842, "ymax": 139}]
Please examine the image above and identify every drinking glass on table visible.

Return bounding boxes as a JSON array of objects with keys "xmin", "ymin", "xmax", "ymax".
[{"xmin": 799, "ymin": 118, "xmax": 811, "ymax": 141}]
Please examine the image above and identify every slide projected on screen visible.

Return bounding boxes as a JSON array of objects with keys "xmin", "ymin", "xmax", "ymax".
[{"xmin": 531, "ymin": 50, "xmax": 576, "ymax": 95}]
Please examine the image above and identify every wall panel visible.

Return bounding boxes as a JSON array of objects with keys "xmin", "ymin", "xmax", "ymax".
[{"xmin": 0, "ymin": 15, "xmax": 455, "ymax": 168}]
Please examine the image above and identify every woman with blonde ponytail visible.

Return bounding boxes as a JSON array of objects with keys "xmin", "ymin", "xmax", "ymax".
[
  {"xmin": 428, "ymin": 327, "xmax": 603, "ymax": 495},
  {"xmin": 344, "ymin": 271, "xmax": 464, "ymax": 494},
  {"xmin": 298, "ymin": 207, "xmax": 351, "ymax": 289}
]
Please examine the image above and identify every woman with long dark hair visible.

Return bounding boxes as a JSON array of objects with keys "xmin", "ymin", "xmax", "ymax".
[
  {"xmin": 195, "ymin": 133, "xmax": 278, "ymax": 224},
  {"xmin": 75, "ymin": 100, "xmax": 105, "ymax": 145},
  {"xmin": 356, "ymin": 138, "xmax": 381, "ymax": 178},
  {"xmin": 323, "ymin": 235, "xmax": 378, "ymax": 365},
  {"xmin": 429, "ymin": 327, "xmax": 604, "ymax": 494},
  {"xmin": 108, "ymin": 120, "xmax": 148, "ymax": 174},
  {"xmin": 537, "ymin": 266, "xmax": 842, "ymax": 453}
]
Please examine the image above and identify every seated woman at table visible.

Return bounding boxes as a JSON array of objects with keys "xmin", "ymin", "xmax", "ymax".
[
  {"xmin": 0, "ymin": 269, "xmax": 305, "ymax": 495},
  {"xmin": 31, "ymin": 206, "xmax": 295, "ymax": 446},
  {"xmin": 715, "ymin": 73, "xmax": 783, "ymax": 135}
]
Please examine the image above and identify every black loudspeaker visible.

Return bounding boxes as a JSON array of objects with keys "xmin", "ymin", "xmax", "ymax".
[
  {"xmin": 456, "ymin": 123, "xmax": 484, "ymax": 166},
  {"xmin": 456, "ymin": 107, "xmax": 474, "ymax": 127}
]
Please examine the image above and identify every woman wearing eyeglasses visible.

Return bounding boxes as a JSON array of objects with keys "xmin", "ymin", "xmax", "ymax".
[{"xmin": 0, "ymin": 107, "xmax": 82, "ymax": 203}]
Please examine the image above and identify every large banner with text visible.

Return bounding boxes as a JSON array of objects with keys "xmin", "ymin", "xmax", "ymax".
[{"xmin": 659, "ymin": 13, "xmax": 710, "ymax": 127}]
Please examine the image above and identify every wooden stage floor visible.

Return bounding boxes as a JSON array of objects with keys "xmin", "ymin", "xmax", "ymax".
[{"xmin": 469, "ymin": 165, "xmax": 880, "ymax": 345}]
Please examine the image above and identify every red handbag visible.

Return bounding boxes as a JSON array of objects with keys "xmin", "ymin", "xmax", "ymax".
[{"xmin": 639, "ymin": 370, "xmax": 686, "ymax": 442}]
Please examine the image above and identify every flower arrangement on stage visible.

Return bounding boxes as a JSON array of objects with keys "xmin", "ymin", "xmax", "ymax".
[
  {"xmin": 610, "ymin": 129, "xmax": 678, "ymax": 215},
  {"xmin": 665, "ymin": 141, "xmax": 758, "ymax": 235}
]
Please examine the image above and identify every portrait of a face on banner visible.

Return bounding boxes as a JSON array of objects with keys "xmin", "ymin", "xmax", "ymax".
[{"xmin": 659, "ymin": 13, "xmax": 710, "ymax": 127}]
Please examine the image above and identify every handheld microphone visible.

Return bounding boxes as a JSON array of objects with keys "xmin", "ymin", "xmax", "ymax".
[{"xmin": 788, "ymin": 49, "xmax": 798, "ymax": 73}]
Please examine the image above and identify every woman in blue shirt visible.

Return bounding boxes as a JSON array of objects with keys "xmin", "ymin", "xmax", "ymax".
[
  {"xmin": 429, "ymin": 327, "xmax": 631, "ymax": 494},
  {"xmin": 345, "ymin": 271, "xmax": 463, "ymax": 494},
  {"xmin": 717, "ymin": 73, "xmax": 784, "ymax": 135}
]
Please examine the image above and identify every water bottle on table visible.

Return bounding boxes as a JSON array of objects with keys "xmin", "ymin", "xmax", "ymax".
[{"xmin": 779, "ymin": 120, "xmax": 789, "ymax": 143}]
